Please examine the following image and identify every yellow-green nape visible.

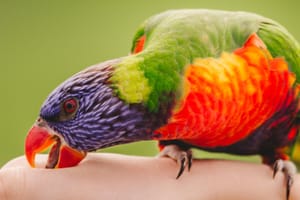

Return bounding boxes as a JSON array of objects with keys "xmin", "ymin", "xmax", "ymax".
[{"xmin": 110, "ymin": 57, "xmax": 152, "ymax": 104}]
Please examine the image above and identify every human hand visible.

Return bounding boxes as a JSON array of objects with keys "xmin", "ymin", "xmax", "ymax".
[{"xmin": 1, "ymin": 153, "xmax": 299, "ymax": 200}]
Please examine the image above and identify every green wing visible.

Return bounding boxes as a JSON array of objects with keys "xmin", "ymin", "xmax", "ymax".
[
  {"xmin": 113, "ymin": 9, "xmax": 300, "ymax": 112},
  {"xmin": 258, "ymin": 21, "xmax": 300, "ymax": 81}
]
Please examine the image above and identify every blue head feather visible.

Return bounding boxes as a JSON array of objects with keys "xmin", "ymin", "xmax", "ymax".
[{"xmin": 39, "ymin": 58, "xmax": 160, "ymax": 151}]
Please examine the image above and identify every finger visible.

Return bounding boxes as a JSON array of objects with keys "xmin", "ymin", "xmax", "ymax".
[
  {"xmin": 0, "ymin": 154, "xmax": 174, "ymax": 200},
  {"xmin": 1, "ymin": 154, "xmax": 48, "ymax": 169},
  {"xmin": 0, "ymin": 154, "xmax": 299, "ymax": 200}
]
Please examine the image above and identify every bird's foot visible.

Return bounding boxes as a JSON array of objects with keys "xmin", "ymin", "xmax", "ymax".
[
  {"xmin": 157, "ymin": 144, "xmax": 193, "ymax": 179},
  {"xmin": 273, "ymin": 159, "xmax": 297, "ymax": 200}
]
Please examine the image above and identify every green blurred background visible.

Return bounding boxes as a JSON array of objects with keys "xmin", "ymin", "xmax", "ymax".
[{"xmin": 0, "ymin": 0, "xmax": 299, "ymax": 166}]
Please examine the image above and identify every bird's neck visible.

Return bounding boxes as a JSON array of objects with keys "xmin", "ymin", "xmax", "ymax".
[{"xmin": 110, "ymin": 50, "xmax": 189, "ymax": 113}]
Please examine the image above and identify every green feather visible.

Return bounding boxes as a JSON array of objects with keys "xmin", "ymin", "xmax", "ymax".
[
  {"xmin": 111, "ymin": 9, "xmax": 300, "ymax": 112},
  {"xmin": 258, "ymin": 22, "xmax": 300, "ymax": 81}
]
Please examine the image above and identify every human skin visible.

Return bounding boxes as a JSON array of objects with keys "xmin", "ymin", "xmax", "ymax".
[{"xmin": 0, "ymin": 153, "xmax": 299, "ymax": 200}]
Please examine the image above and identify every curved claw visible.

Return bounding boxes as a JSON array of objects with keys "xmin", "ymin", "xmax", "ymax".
[
  {"xmin": 157, "ymin": 144, "xmax": 193, "ymax": 179},
  {"xmin": 176, "ymin": 156, "xmax": 186, "ymax": 179},
  {"xmin": 286, "ymin": 175, "xmax": 293, "ymax": 200},
  {"xmin": 272, "ymin": 159, "xmax": 297, "ymax": 200},
  {"xmin": 187, "ymin": 150, "xmax": 193, "ymax": 171},
  {"xmin": 176, "ymin": 150, "xmax": 193, "ymax": 179},
  {"xmin": 273, "ymin": 159, "xmax": 283, "ymax": 179}
]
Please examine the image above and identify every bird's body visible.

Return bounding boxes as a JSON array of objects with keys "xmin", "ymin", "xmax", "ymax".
[
  {"xmin": 155, "ymin": 42, "xmax": 299, "ymax": 160},
  {"xmin": 25, "ymin": 9, "xmax": 300, "ymax": 198}
]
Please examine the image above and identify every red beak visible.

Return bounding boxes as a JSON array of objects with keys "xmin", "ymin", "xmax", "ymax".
[{"xmin": 25, "ymin": 119, "xmax": 86, "ymax": 168}]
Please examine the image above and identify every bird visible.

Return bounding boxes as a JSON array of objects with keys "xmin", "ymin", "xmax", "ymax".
[{"xmin": 25, "ymin": 9, "xmax": 300, "ymax": 199}]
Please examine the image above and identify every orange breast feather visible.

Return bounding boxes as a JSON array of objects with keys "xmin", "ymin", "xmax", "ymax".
[{"xmin": 154, "ymin": 34, "xmax": 298, "ymax": 148}]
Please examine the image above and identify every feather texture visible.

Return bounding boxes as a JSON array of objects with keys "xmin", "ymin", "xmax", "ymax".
[{"xmin": 154, "ymin": 34, "xmax": 300, "ymax": 152}]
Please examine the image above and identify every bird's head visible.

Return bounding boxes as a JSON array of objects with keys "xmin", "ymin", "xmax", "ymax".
[
  {"xmin": 24, "ymin": 10, "xmax": 190, "ymax": 169},
  {"xmin": 25, "ymin": 58, "xmax": 152, "ymax": 168}
]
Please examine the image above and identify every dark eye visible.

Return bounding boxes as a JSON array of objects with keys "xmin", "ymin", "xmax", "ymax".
[{"xmin": 63, "ymin": 98, "xmax": 78, "ymax": 114}]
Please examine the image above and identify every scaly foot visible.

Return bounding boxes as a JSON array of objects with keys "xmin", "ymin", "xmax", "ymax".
[
  {"xmin": 157, "ymin": 144, "xmax": 193, "ymax": 179},
  {"xmin": 273, "ymin": 159, "xmax": 297, "ymax": 200}
]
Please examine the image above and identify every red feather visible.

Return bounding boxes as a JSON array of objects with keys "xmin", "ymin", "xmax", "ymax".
[{"xmin": 154, "ymin": 34, "xmax": 299, "ymax": 148}]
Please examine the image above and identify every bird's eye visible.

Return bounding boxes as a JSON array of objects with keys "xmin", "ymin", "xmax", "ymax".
[{"xmin": 63, "ymin": 98, "xmax": 78, "ymax": 114}]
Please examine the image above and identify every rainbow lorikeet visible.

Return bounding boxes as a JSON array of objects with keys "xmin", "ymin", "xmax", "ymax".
[{"xmin": 25, "ymin": 10, "xmax": 300, "ymax": 199}]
